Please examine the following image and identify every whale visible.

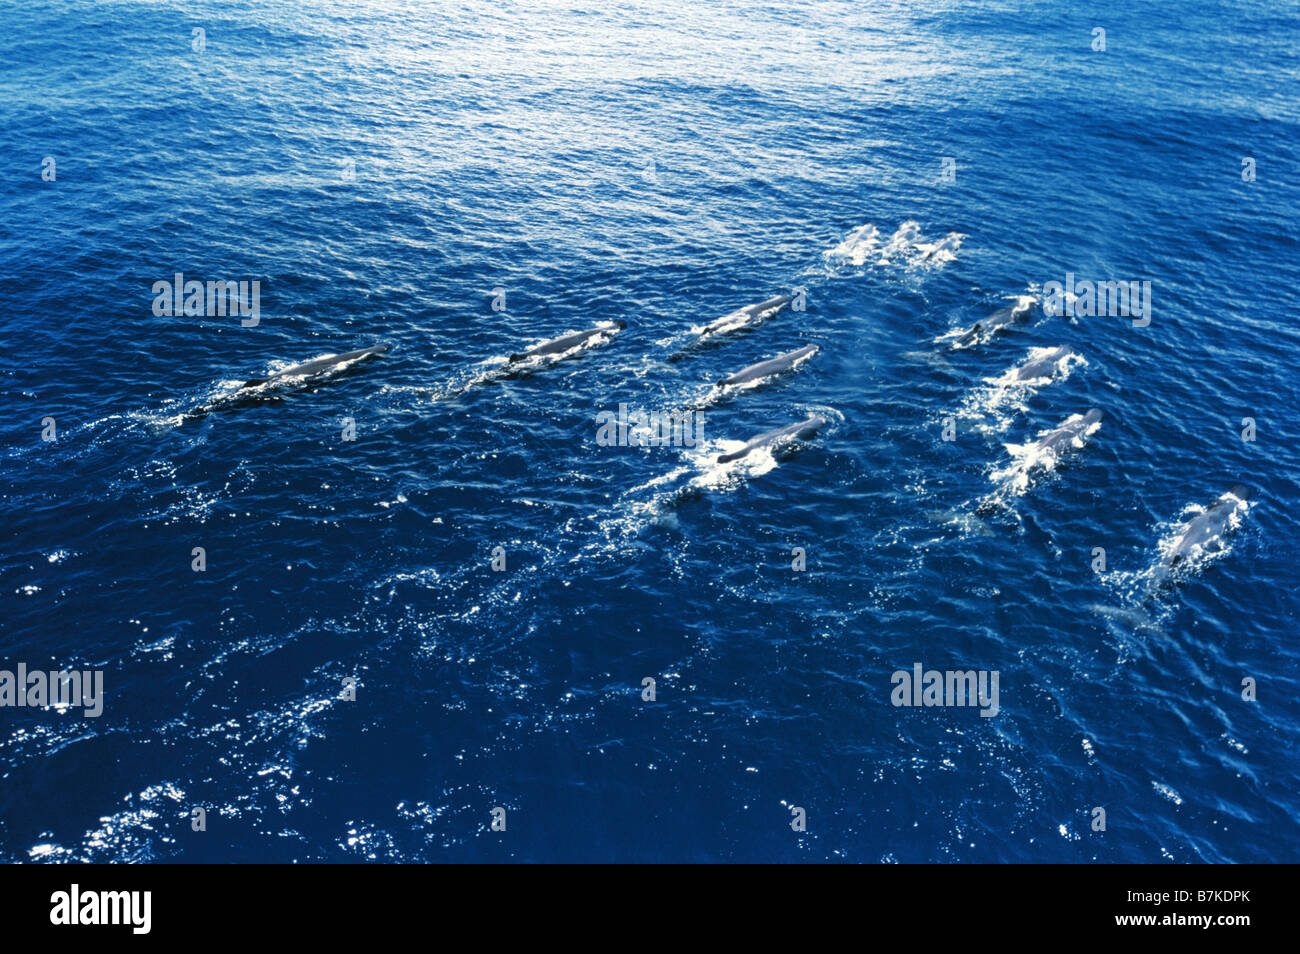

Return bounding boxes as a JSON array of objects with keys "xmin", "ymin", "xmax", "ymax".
[
  {"xmin": 1161, "ymin": 485, "xmax": 1251, "ymax": 572},
  {"xmin": 1008, "ymin": 345, "xmax": 1078, "ymax": 383},
  {"xmin": 241, "ymin": 345, "xmax": 390, "ymax": 389},
  {"xmin": 917, "ymin": 233, "xmax": 962, "ymax": 263},
  {"xmin": 716, "ymin": 414, "xmax": 827, "ymax": 464},
  {"xmin": 700, "ymin": 294, "xmax": 793, "ymax": 339},
  {"xmin": 179, "ymin": 344, "xmax": 391, "ymax": 422},
  {"xmin": 718, "ymin": 344, "xmax": 818, "ymax": 387},
  {"xmin": 1033, "ymin": 408, "xmax": 1102, "ymax": 458},
  {"xmin": 951, "ymin": 296, "xmax": 1038, "ymax": 349},
  {"xmin": 982, "ymin": 409, "xmax": 1102, "ymax": 507},
  {"xmin": 509, "ymin": 320, "xmax": 625, "ymax": 363}
]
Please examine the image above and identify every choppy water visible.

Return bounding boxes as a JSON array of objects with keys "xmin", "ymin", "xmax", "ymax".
[{"xmin": 2, "ymin": 0, "xmax": 1298, "ymax": 862}]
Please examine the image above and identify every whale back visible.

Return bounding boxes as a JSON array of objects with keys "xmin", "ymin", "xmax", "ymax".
[
  {"xmin": 716, "ymin": 415, "xmax": 826, "ymax": 464},
  {"xmin": 244, "ymin": 344, "xmax": 388, "ymax": 388},
  {"xmin": 720, "ymin": 344, "xmax": 817, "ymax": 386}
]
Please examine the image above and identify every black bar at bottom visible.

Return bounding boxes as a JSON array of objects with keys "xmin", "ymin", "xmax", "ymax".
[{"xmin": 0, "ymin": 863, "xmax": 1271, "ymax": 939}]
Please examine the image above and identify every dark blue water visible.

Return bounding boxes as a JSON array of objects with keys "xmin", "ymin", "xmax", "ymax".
[{"xmin": 2, "ymin": 0, "xmax": 1298, "ymax": 862}]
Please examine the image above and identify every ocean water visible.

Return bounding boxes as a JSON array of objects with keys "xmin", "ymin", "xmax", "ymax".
[{"xmin": 2, "ymin": 0, "xmax": 1298, "ymax": 863}]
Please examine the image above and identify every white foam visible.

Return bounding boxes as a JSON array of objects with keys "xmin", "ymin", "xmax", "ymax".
[
  {"xmin": 827, "ymin": 219, "xmax": 963, "ymax": 270},
  {"xmin": 825, "ymin": 222, "xmax": 881, "ymax": 264}
]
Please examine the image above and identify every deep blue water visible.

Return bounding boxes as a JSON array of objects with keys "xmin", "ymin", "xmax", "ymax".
[{"xmin": 2, "ymin": 0, "xmax": 1298, "ymax": 863}]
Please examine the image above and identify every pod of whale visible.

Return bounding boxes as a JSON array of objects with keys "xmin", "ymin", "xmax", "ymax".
[
  {"xmin": 718, "ymin": 344, "xmax": 818, "ymax": 388},
  {"xmin": 509, "ymin": 320, "xmax": 626, "ymax": 363},
  {"xmin": 158, "ymin": 227, "xmax": 1253, "ymax": 602},
  {"xmin": 716, "ymin": 415, "xmax": 827, "ymax": 464}
]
